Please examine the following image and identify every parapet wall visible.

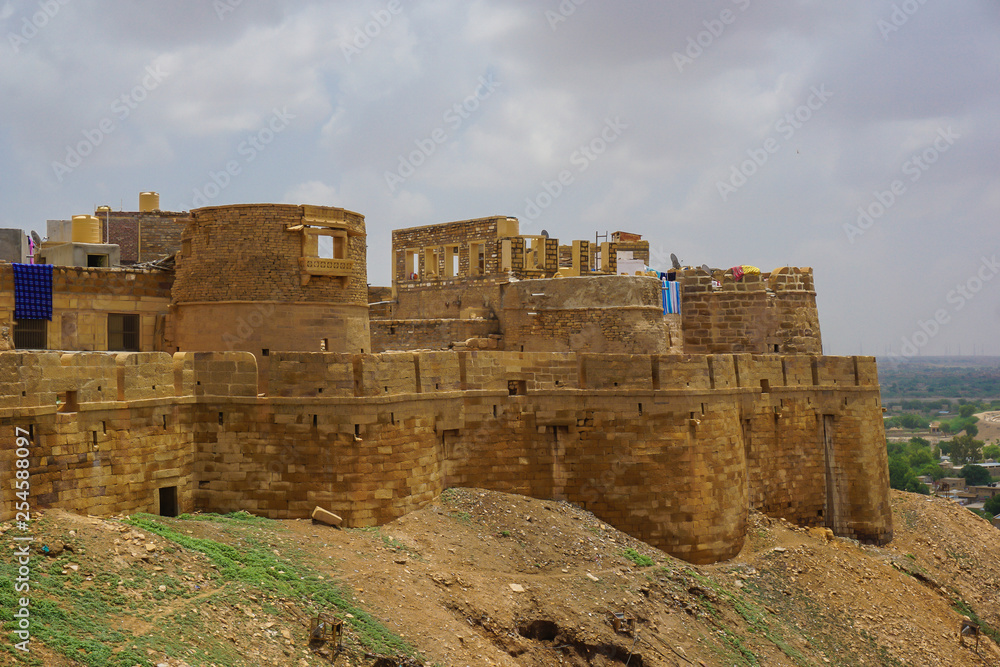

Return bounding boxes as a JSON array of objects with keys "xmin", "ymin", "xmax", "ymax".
[
  {"xmin": 500, "ymin": 276, "xmax": 671, "ymax": 354},
  {"xmin": 370, "ymin": 319, "xmax": 500, "ymax": 352},
  {"xmin": 0, "ymin": 352, "xmax": 192, "ymax": 517},
  {"xmin": 0, "ymin": 349, "xmax": 891, "ymax": 565},
  {"xmin": 679, "ymin": 267, "xmax": 822, "ymax": 355}
]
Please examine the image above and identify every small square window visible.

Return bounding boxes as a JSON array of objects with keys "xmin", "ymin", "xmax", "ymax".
[
  {"xmin": 13, "ymin": 319, "xmax": 46, "ymax": 349},
  {"xmin": 108, "ymin": 313, "xmax": 140, "ymax": 351}
]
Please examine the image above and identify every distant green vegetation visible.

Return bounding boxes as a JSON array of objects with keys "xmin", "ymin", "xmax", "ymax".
[
  {"xmin": 884, "ymin": 414, "xmax": 930, "ymax": 430},
  {"xmin": 878, "ymin": 360, "xmax": 1000, "ymax": 399},
  {"xmin": 887, "ymin": 436, "xmax": 992, "ymax": 493},
  {"xmin": 883, "ymin": 398, "xmax": 997, "ymax": 439},
  {"xmin": 887, "ymin": 438, "xmax": 937, "ymax": 494}
]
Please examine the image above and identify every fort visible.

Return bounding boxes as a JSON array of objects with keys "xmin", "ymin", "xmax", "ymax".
[{"xmin": 0, "ymin": 201, "xmax": 891, "ymax": 565}]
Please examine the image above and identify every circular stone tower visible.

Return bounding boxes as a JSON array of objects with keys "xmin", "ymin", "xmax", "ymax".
[{"xmin": 171, "ymin": 203, "xmax": 371, "ymax": 362}]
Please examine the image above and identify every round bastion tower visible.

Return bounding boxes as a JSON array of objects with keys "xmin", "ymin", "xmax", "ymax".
[{"xmin": 170, "ymin": 203, "xmax": 371, "ymax": 363}]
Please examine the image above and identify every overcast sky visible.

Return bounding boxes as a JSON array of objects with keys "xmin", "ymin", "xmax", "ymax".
[{"xmin": 1, "ymin": 0, "xmax": 997, "ymax": 358}]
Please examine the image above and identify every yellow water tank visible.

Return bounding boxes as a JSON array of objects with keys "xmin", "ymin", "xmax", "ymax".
[
  {"xmin": 71, "ymin": 215, "xmax": 101, "ymax": 244},
  {"xmin": 139, "ymin": 191, "xmax": 160, "ymax": 212}
]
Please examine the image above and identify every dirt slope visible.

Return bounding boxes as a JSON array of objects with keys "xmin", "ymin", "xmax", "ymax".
[
  {"xmin": 2, "ymin": 489, "xmax": 1000, "ymax": 666},
  {"xmin": 974, "ymin": 411, "xmax": 1000, "ymax": 443}
]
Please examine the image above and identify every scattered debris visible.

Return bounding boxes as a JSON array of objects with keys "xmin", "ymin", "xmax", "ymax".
[{"xmin": 311, "ymin": 506, "xmax": 343, "ymax": 527}]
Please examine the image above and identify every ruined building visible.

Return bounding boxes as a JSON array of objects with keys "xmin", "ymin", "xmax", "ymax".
[{"xmin": 0, "ymin": 203, "xmax": 891, "ymax": 565}]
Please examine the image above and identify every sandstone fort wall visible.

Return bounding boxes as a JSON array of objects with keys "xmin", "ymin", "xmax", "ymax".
[{"xmin": 0, "ymin": 349, "xmax": 890, "ymax": 565}]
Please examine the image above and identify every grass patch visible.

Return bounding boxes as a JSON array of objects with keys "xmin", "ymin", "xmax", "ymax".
[
  {"xmin": 0, "ymin": 565, "xmax": 153, "ymax": 667},
  {"xmin": 719, "ymin": 627, "xmax": 759, "ymax": 666},
  {"xmin": 688, "ymin": 571, "xmax": 809, "ymax": 667},
  {"xmin": 621, "ymin": 548, "xmax": 654, "ymax": 567},
  {"xmin": 126, "ymin": 513, "xmax": 420, "ymax": 659}
]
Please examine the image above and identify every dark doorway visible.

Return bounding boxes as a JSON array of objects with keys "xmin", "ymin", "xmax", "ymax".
[{"xmin": 158, "ymin": 486, "xmax": 178, "ymax": 517}]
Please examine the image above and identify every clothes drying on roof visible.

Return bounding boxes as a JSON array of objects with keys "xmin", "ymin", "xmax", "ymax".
[{"xmin": 13, "ymin": 263, "xmax": 53, "ymax": 320}]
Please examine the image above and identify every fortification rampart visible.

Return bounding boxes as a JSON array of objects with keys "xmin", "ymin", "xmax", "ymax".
[
  {"xmin": 0, "ymin": 350, "xmax": 890, "ymax": 565},
  {"xmin": 679, "ymin": 267, "xmax": 821, "ymax": 355},
  {"xmin": 370, "ymin": 319, "xmax": 500, "ymax": 352}
]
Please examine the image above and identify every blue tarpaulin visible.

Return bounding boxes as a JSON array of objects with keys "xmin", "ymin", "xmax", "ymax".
[{"xmin": 13, "ymin": 263, "xmax": 53, "ymax": 320}]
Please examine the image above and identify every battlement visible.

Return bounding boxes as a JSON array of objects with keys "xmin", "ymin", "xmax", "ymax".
[
  {"xmin": 678, "ymin": 266, "xmax": 816, "ymax": 294},
  {"xmin": 0, "ymin": 350, "xmax": 876, "ymax": 407}
]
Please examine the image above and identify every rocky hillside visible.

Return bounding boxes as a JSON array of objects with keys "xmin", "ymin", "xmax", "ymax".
[{"xmin": 2, "ymin": 489, "xmax": 999, "ymax": 666}]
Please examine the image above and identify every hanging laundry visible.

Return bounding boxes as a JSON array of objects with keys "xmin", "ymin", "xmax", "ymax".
[
  {"xmin": 660, "ymin": 279, "xmax": 681, "ymax": 314},
  {"xmin": 13, "ymin": 263, "xmax": 53, "ymax": 320}
]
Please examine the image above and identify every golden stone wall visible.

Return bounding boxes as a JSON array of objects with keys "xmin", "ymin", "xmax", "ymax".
[
  {"xmin": 500, "ymin": 276, "xmax": 671, "ymax": 355},
  {"xmin": 170, "ymin": 204, "xmax": 371, "ymax": 363},
  {"xmin": 0, "ymin": 349, "xmax": 892, "ymax": 565},
  {"xmin": 679, "ymin": 267, "xmax": 822, "ymax": 355},
  {"xmin": 0, "ymin": 352, "xmax": 191, "ymax": 517}
]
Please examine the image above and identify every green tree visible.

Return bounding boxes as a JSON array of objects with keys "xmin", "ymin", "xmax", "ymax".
[
  {"xmin": 888, "ymin": 455, "xmax": 915, "ymax": 491},
  {"xmin": 909, "ymin": 436, "xmax": 931, "ymax": 448},
  {"xmin": 899, "ymin": 414, "xmax": 930, "ymax": 429},
  {"xmin": 949, "ymin": 434, "xmax": 984, "ymax": 467},
  {"xmin": 948, "ymin": 415, "xmax": 979, "ymax": 436},
  {"xmin": 984, "ymin": 495, "xmax": 1000, "ymax": 517},
  {"xmin": 917, "ymin": 463, "xmax": 945, "ymax": 480},
  {"xmin": 960, "ymin": 464, "xmax": 992, "ymax": 487},
  {"xmin": 908, "ymin": 448, "xmax": 934, "ymax": 469},
  {"xmin": 983, "ymin": 444, "xmax": 1000, "ymax": 460},
  {"xmin": 959, "ymin": 404, "xmax": 977, "ymax": 419}
]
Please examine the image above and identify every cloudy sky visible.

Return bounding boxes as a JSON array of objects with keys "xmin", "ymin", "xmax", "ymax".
[{"xmin": 1, "ymin": 0, "xmax": 997, "ymax": 358}]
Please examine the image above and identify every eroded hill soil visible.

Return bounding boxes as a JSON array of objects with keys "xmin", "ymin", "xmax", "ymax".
[{"xmin": 2, "ymin": 489, "xmax": 999, "ymax": 666}]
